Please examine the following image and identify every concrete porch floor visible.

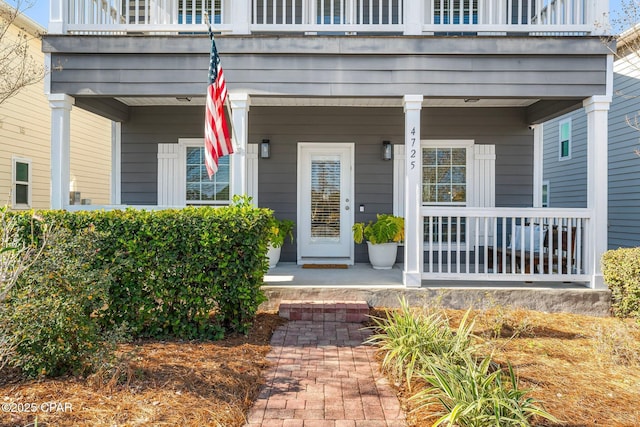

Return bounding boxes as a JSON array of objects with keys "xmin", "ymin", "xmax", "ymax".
[{"xmin": 261, "ymin": 263, "xmax": 612, "ymax": 317}]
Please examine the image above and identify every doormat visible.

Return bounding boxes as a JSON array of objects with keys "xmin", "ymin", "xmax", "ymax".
[{"xmin": 302, "ymin": 264, "xmax": 349, "ymax": 269}]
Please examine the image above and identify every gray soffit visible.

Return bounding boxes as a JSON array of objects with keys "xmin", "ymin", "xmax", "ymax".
[{"xmin": 114, "ymin": 96, "xmax": 540, "ymax": 108}]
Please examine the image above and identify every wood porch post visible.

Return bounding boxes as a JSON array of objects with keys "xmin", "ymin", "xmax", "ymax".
[
  {"xmin": 229, "ymin": 92, "xmax": 251, "ymax": 199},
  {"xmin": 49, "ymin": 94, "xmax": 73, "ymax": 209},
  {"xmin": 584, "ymin": 95, "xmax": 611, "ymax": 289},
  {"xmin": 403, "ymin": 95, "xmax": 423, "ymax": 287}
]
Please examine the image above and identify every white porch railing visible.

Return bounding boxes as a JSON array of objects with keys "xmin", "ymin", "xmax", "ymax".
[
  {"xmin": 421, "ymin": 207, "xmax": 592, "ymax": 282},
  {"xmin": 423, "ymin": 0, "xmax": 595, "ymax": 34},
  {"xmin": 51, "ymin": 0, "xmax": 607, "ymax": 34}
]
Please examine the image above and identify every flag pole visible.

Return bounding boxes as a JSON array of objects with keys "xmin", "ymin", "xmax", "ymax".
[{"xmin": 204, "ymin": 10, "xmax": 240, "ymax": 153}]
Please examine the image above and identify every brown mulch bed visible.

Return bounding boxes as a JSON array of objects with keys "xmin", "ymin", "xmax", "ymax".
[
  {"xmin": 1, "ymin": 308, "xmax": 639, "ymax": 426},
  {"xmin": 397, "ymin": 308, "xmax": 640, "ymax": 427},
  {"xmin": 0, "ymin": 312, "xmax": 285, "ymax": 427}
]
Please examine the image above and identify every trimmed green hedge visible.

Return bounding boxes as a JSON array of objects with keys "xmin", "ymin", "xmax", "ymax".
[
  {"xmin": 5, "ymin": 228, "xmax": 116, "ymax": 377},
  {"xmin": 602, "ymin": 247, "xmax": 640, "ymax": 320},
  {"xmin": 10, "ymin": 201, "xmax": 272, "ymax": 339}
]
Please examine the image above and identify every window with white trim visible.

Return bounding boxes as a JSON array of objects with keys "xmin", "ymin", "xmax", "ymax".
[
  {"xmin": 542, "ymin": 180, "xmax": 550, "ymax": 207},
  {"xmin": 422, "ymin": 146, "xmax": 468, "ymax": 205},
  {"xmin": 12, "ymin": 157, "xmax": 31, "ymax": 209},
  {"xmin": 422, "ymin": 141, "xmax": 474, "ymax": 243},
  {"xmin": 392, "ymin": 140, "xmax": 495, "ymax": 248},
  {"xmin": 559, "ymin": 118, "xmax": 571, "ymax": 160},
  {"xmin": 184, "ymin": 144, "xmax": 230, "ymax": 205}
]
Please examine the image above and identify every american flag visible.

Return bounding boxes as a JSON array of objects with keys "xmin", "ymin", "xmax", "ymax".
[{"xmin": 204, "ymin": 32, "xmax": 232, "ymax": 177}]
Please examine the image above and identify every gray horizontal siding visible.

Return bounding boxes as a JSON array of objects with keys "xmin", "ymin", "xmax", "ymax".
[
  {"xmin": 542, "ymin": 109, "xmax": 588, "ymax": 208},
  {"xmin": 43, "ymin": 35, "xmax": 611, "ymax": 56},
  {"xmin": 251, "ymin": 107, "xmax": 398, "ymax": 262},
  {"xmin": 120, "ymin": 105, "xmax": 204, "ymax": 204},
  {"xmin": 45, "ymin": 35, "xmax": 608, "ymax": 99},
  {"xmin": 250, "ymin": 106, "xmax": 532, "ymax": 261},
  {"xmin": 542, "ymin": 67, "xmax": 640, "ymax": 249},
  {"xmin": 606, "ymin": 65, "xmax": 640, "ymax": 249},
  {"xmin": 120, "ymin": 105, "xmax": 534, "ymax": 260}
]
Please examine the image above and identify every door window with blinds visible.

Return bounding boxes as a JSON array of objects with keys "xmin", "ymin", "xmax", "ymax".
[
  {"xmin": 310, "ymin": 158, "xmax": 341, "ymax": 241},
  {"xmin": 185, "ymin": 146, "xmax": 230, "ymax": 205},
  {"xmin": 298, "ymin": 143, "xmax": 353, "ymax": 261}
]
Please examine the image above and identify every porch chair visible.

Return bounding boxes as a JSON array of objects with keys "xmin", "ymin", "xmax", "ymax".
[
  {"xmin": 488, "ymin": 225, "xmax": 577, "ymax": 274},
  {"xmin": 487, "ymin": 224, "xmax": 547, "ymax": 274}
]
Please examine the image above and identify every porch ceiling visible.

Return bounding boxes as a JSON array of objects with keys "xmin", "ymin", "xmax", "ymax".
[{"xmin": 113, "ymin": 96, "xmax": 540, "ymax": 108}]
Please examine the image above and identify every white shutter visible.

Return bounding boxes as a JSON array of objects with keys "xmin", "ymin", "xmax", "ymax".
[
  {"xmin": 393, "ymin": 144, "xmax": 405, "ymax": 217},
  {"xmin": 472, "ymin": 144, "xmax": 496, "ymax": 208},
  {"xmin": 157, "ymin": 143, "xmax": 181, "ymax": 206},
  {"xmin": 471, "ymin": 144, "xmax": 496, "ymax": 247},
  {"xmin": 247, "ymin": 143, "xmax": 259, "ymax": 205}
]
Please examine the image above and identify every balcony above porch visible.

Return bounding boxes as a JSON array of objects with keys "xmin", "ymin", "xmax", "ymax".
[{"xmin": 49, "ymin": 0, "xmax": 610, "ymax": 36}]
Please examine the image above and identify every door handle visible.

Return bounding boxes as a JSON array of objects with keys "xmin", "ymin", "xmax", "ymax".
[{"xmin": 345, "ymin": 206, "xmax": 350, "ymax": 210}]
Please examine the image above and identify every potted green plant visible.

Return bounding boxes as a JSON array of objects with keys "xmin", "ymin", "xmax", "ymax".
[
  {"xmin": 267, "ymin": 217, "xmax": 295, "ymax": 268},
  {"xmin": 353, "ymin": 214, "xmax": 404, "ymax": 269}
]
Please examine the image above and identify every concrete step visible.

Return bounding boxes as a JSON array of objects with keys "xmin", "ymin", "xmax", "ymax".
[{"xmin": 278, "ymin": 300, "xmax": 369, "ymax": 323}]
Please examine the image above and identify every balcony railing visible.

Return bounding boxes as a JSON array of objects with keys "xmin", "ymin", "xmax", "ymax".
[
  {"xmin": 50, "ymin": 0, "xmax": 607, "ymax": 35},
  {"xmin": 421, "ymin": 207, "xmax": 592, "ymax": 282}
]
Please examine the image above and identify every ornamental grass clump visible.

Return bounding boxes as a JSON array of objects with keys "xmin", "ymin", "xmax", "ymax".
[
  {"xmin": 368, "ymin": 299, "xmax": 558, "ymax": 426},
  {"xmin": 412, "ymin": 355, "xmax": 558, "ymax": 427},
  {"xmin": 365, "ymin": 298, "xmax": 475, "ymax": 390}
]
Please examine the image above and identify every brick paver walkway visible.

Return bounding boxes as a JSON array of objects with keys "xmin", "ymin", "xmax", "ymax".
[{"xmin": 245, "ymin": 320, "xmax": 407, "ymax": 427}]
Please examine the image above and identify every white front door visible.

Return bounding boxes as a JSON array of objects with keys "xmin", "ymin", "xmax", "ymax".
[{"xmin": 297, "ymin": 143, "xmax": 354, "ymax": 263}]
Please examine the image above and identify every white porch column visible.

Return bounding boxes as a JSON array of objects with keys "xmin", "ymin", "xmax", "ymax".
[
  {"xmin": 111, "ymin": 122, "xmax": 122, "ymax": 205},
  {"xmin": 48, "ymin": 0, "xmax": 67, "ymax": 34},
  {"xmin": 49, "ymin": 94, "xmax": 74, "ymax": 209},
  {"xmin": 403, "ymin": 95, "xmax": 424, "ymax": 287},
  {"xmin": 588, "ymin": 0, "xmax": 609, "ymax": 35},
  {"xmin": 230, "ymin": 0, "xmax": 251, "ymax": 34},
  {"xmin": 229, "ymin": 92, "xmax": 251, "ymax": 198},
  {"xmin": 584, "ymin": 95, "xmax": 611, "ymax": 289},
  {"xmin": 403, "ymin": 1, "xmax": 423, "ymax": 35},
  {"xmin": 532, "ymin": 123, "xmax": 543, "ymax": 207}
]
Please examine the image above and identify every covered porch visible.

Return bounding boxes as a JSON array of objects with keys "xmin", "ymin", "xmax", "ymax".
[
  {"xmin": 43, "ymin": 28, "xmax": 613, "ymax": 291},
  {"xmin": 48, "ymin": 94, "xmax": 612, "ymax": 290}
]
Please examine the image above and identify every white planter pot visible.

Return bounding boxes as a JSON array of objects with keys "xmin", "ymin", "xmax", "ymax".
[
  {"xmin": 267, "ymin": 244, "xmax": 282, "ymax": 269},
  {"xmin": 366, "ymin": 241, "xmax": 398, "ymax": 270}
]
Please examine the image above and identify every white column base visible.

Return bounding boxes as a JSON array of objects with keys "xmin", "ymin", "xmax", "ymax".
[
  {"xmin": 403, "ymin": 271, "xmax": 422, "ymax": 288},
  {"xmin": 591, "ymin": 274, "xmax": 607, "ymax": 290}
]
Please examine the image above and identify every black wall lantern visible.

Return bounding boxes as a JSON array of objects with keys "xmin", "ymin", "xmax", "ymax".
[
  {"xmin": 260, "ymin": 139, "xmax": 271, "ymax": 159},
  {"xmin": 382, "ymin": 141, "xmax": 392, "ymax": 161}
]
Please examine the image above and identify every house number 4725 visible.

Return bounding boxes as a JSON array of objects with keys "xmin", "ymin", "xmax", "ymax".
[{"xmin": 410, "ymin": 127, "xmax": 416, "ymax": 169}]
